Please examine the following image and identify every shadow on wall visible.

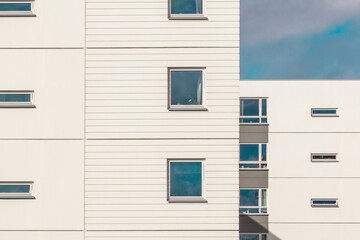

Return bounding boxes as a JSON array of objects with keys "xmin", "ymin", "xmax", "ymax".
[{"xmin": 239, "ymin": 215, "xmax": 282, "ymax": 240}]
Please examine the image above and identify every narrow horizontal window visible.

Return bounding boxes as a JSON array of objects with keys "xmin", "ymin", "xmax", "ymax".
[
  {"xmin": 240, "ymin": 98, "xmax": 268, "ymax": 124},
  {"xmin": 0, "ymin": 1, "xmax": 35, "ymax": 16},
  {"xmin": 240, "ymin": 234, "xmax": 267, "ymax": 240},
  {"xmin": 240, "ymin": 144, "xmax": 267, "ymax": 169},
  {"xmin": 311, "ymin": 198, "xmax": 338, "ymax": 207},
  {"xmin": 168, "ymin": 68, "xmax": 206, "ymax": 111},
  {"xmin": 240, "ymin": 189, "xmax": 267, "ymax": 214},
  {"xmin": 311, "ymin": 153, "xmax": 338, "ymax": 162},
  {"xmin": 311, "ymin": 108, "xmax": 338, "ymax": 117},
  {"xmin": 168, "ymin": 159, "xmax": 207, "ymax": 203},
  {"xmin": 169, "ymin": 0, "xmax": 207, "ymax": 20},
  {"xmin": 0, "ymin": 91, "xmax": 35, "ymax": 108},
  {"xmin": 0, "ymin": 182, "xmax": 35, "ymax": 199}
]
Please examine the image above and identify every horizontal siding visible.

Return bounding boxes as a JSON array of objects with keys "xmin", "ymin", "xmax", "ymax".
[
  {"xmin": 85, "ymin": 48, "xmax": 239, "ymax": 139},
  {"xmin": 86, "ymin": 0, "xmax": 239, "ymax": 47},
  {"xmin": 85, "ymin": 139, "xmax": 239, "ymax": 231}
]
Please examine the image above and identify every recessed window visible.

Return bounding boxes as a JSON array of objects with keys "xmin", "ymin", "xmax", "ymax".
[
  {"xmin": 240, "ymin": 189, "xmax": 267, "ymax": 214},
  {"xmin": 240, "ymin": 234, "xmax": 267, "ymax": 240},
  {"xmin": 0, "ymin": 1, "xmax": 35, "ymax": 16},
  {"xmin": 0, "ymin": 91, "xmax": 35, "ymax": 108},
  {"xmin": 240, "ymin": 144, "xmax": 267, "ymax": 169},
  {"xmin": 311, "ymin": 108, "xmax": 338, "ymax": 117},
  {"xmin": 168, "ymin": 68, "xmax": 206, "ymax": 111},
  {"xmin": 169, "ymin": 0, "xmax": 207, "ymax": 20},
  {"xmin": 311, "ymin": 198, "xmax": 338, "ymax": 207},
  {"xmin": 0, "ymin": 182, "xmax": 35, "ymax": 199},
  {"xmin": 240, "ymin": 98, "xmax": 268, "ymax": 124},
  {"xmin": 168, "ymin": 159, "xmax": 207, "ymax": 203},
  {"xmin": 311, "ymin": 153, "xmax": 338, "ymax": 162}
]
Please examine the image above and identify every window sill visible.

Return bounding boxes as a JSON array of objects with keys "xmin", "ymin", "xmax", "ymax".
[
  {"xmin": 0, "ymin": 195, "xmax": 35, "ymax": 199},
  {"xmin": 168, "ymin": 197, "xmax": 208, "ymax": 203},
  {"xmin": 0, "ymin": 105, "xmax": 36, "ymax": 108},
  {"xmin": 0, "ymin": 14, "xmax": 36, "ymax": 17},
  {"xmin": 240, "ymin": 123, "xmax": 269, "ymax": 126},
  {"xmin": 239, "ymin": 213, "xmax": 269, "ymax": 216},
  {"xmin": 169, "ymin": 16, "xmax": 208, "ymax": 20},
  {"xmin": 169, "ymin": 107, "xmax": 208, "ymax": 111},
  {"xmin": 239, "ymin": 168, "xmax": 269, "ymax": 171},
  {"xmin": 311, "ymin": 115, "xmax": 339, "ymax": 118}
]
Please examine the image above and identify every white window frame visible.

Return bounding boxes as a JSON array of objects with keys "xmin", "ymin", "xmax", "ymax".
[
  {"xmin": 167, "ymin": 159, "xmax": 207, "ymax": 203},
  {"xmin": 0, "ymin": 0, "xmax": 35, "ymax": 17},
  {"xmin": 168, "ymin": 67, "xmax": 207, "ymax": 111},
  {"xmin": 239, "ymin": 144, "xmax": 267, "ymax": 169},
  {"xmin": 311, "ymin": 198, "xmax": 338, "ymax": 208},
  {"xmin": 240, "ymin": 234, "xmax": 267, "ymax": 240},
  {"xmin": 0, "ymin": 90, "xmax": 35, "ymax": 108},
  {"xmin": 311, "ymin": 153, "xmax": 338, "ymax": 163},
  {"xmin": 168, "ymin": 0, "xmax": 207, "ymax": 20},
  {"xmin": 0, "ymin": 182, "xmax": 35, "ymax": 199},
  {"xmin": 240, "ymin": 97, "xmax": 268, "ymax": 124},
  {"xmin": 311, "ymin": 108, "xmax": 338, "ymax": 117},
  {"xmin": 240, "ymin": 188, "xmax": 267, "ymax": 215}
]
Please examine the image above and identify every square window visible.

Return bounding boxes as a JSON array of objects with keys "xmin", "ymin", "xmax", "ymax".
[
  {"xmin": 168, "ymin": 68, "xmax": 206, "ymax": 111},
  {"xmin": 240, "ymin": 144, "xmax": 267, "ymax": 169},
  {"xmin": 0, "ymin": 1, "xmax": 35, "ymax": 16},
  {"xmin": 240, "ymin": 98, "xmax": 268, "ymax": 124},
  {"xmin": 169, "ymin": 0, "xmax": 207, "ymax": 20},
  {"xmin": 0, "ymin": 91, "xmax": 35, "ymax": 108},
  {"xmin": 0, "ymin": 182, "xmax": 35, "ymax": 199},
  {"xmin": 168, "ymin": 159, "xmax": 207, "ymax": 203},
  {"xmin": 240, "ymin": 189, "xmax": 267, "ymax": 214}
]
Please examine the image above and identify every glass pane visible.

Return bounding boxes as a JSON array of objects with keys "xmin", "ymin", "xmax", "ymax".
[
  {"xmin": 312, "ymin": 154, "xmax": 336, "ymax": 160},
  {"xmin": 170, "ymin": 162, "xmax": 202, "ymax": 197},
  {"xmin": 0, "ymin": 185, "xmax": 30, "ymax": 193},
  {"xmin": 239, "ymin": 163, "xmax": 259, "ymax": 169},
  {"xmin": 240, "ymin": 144, "xmax": 259, "ymax": 161},
  {"xmin": 171, "ymin": 71, "xmax": 202, "ymax": 106},
  {"xmin": 260, "ymin": 164, "xmax": 267, "ymax": 168},
  {"xmin": 239, "ymin": 208, "xmax": 259, "ymax": 214},
  {"xmin": 261, "ymin": 144, "xmax": 266, "ymax": 161},
  {"xmin": 0, "ymin": 3, "xmax": 31, "ymax": 11},
  {"xmin": 240, "ymin": 234, "xmax": 259, "ymax": 240},
  {"xmin": 262, "ymin": 99, "xmax": 267, "ymax": 116},
  {"xmin": 240, "ymin": 118, "xmax": 260, "ymax": 124},
  {"xmin": 0, "ymin": 94, "xmax": 31, "ymax": 102},
  {"xmin": 240, "ymin": 99, "xmax": 259, "ymax": 116},
  {"xmin": 261, "ymin": 208, "xmax": 268, "ymax": 214},
  {"xmin": 312, "ymin": 109, "xmax": 337, "ymax": 115},
  {"xmin": 240, "ymin": 189, "xmax": 259, "ymax": 206},
  {"xmin": 261, "ymin": 189, "xmax": 267, "ymax": 206},
  {"xmin": 262, "ymin": 235, "xmax": 267, "ymax": 240},
  {"xmin": 261, "ymin": 118, "xmax": 268, "ymax": 123},
  {"xmin": 171, "ymin": 0, "xmax": 203, "ymax": 14},
  {"xmin": 313, "ymin": 200, "xmax": 337, "ymax": 205}
]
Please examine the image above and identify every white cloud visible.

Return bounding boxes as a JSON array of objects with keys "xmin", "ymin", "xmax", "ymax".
[{"xmin": 241, "ymin": 0, "xmax": 360, "ymax": 45}]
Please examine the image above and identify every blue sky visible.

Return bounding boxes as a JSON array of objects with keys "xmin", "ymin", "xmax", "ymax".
[{"xmin": 241, "ymin": 0, "xmax": 360, "ymax": 79}]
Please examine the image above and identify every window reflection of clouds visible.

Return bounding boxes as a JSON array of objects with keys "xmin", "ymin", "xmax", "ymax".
[
  {"xmin": 170, "ymin": 162, "xmax": 202, "ymax": 197},
  {"xmin": 240, "ymin": 145, "xmax": 259, "ymax": 161},
  {"xmin": 171, "ymin": 71, "xmax": 202, "ymax": 106},
  {"xmin": 171, "ymin": 0, "xmax": 203, "ymax": 14},
  {"xmin": 240, "ymin": 189, "xmax": 259, "ymax": 206}
]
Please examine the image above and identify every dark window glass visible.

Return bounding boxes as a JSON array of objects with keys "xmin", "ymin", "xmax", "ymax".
[
  {"xmin": 171, "ymin": 0, "xmax": 203, "ymax": 14},
  {"xmin": 240, "ymin": 99, "xmax": 259, "ymax": 116},
  {"xmin": 312, "ymin": 109, "xmax": 337, "ymax": 115},
  {"xmin": 239, "ymin": 208, "xmax": 259, "ymax": 214},
  {"xmin": 313, "ymin": 200, "xmax": 337, "ymax": 205},
  {"xmin": 312, "ymin": 155, "xmax": 336, "ymax": 160},
  {"xmin": 239, "ymin": 163, "xmax": 259, "ymax": 169},
  {"xmin": 261, "ymin": 144, "xmax": 266, "ymax": 161},
  {"xmin": 240, "ymin": 118, "xmax": 260, "ymax": 124},
  {"xmin": 240, "ymin": 234, "xmax": 259, "ymax": 240},
  {"xmin": 0, "ymin": 185, "xmax": 30, "ymax": 193},
  {"xmin": 240, "ymin": 189, "xmax": 259, "ymax": 206},
  {"xmin": 0, "ymin": 94, "xmax": 31, "ymax": 102},
  {"xmin": 262, "ymin": 99, "xmax": 267, "ymax": 116},
  {"xmin": 171, "ymin": 71, "xmax": 202, "ymax": 106},
  {"xmin": 261, "ymin": 118, "xmax": 267, "ymax": 123},
  {"xmin": 240, "ymin": 145, "xmax": 259, "ymax": 161},
  {"xmin": 0, "ymin": 3, "xmax": 31, "ymax": 11},
  {"xmin": 170, "ymin": 162, "xmax": 202, "ymax": 197}
]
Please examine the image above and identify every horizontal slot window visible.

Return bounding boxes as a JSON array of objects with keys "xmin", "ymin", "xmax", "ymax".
[
  {"xmin": 311, "ymin": 153, "xmax": 338, "ymax": 162},
  {"xmin": 311, "ymin": 198, "xmax": 338, "ymax": 207},
  {"xmin": 0, "ymin": 91, "xmax": 35, "ymax": 108},
  {"xmin": 0, "ymin": 1, "xmax": 35, "ymax": 16},
  {"xmin": 311, "ymin": 108, "xmax": 338, "ymax": 117},
  {"xmin": 0, "ymin": 182, "xmax": 35, "ymax": 199}
]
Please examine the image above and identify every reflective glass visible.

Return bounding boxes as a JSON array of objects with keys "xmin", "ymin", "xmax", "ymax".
[
  {"xmin": 261, "ymin": 144, "xmax": 266, "ymax": 161},
  {"xmin": 170, "ymin": 162, "xmax": 202, "ymax": 197},
  {"xmin": 240, "ymin": 234, "xmax": 259, "ymax": 240},
  {"xmin": 171, "ymin": 71, "xmax": 202, "ymax": 106},
  {"xmin": 171, "ymin": 0, "xmax": 203, "ymax": 14},
  {"xmin": 312, "ymin": 155, "xmax": 336, "ymax": 160},
  {"xmin": 240, "ymin": 99, "xmax": 259, "ymax": 116},
  {"xmin": 0, "ymin": 3, "xmax": 31, "ymax": 11},
  {"xmin": 262, "ymin": 235, "xmax": 267, "ymax": 240},
  {"xmin": 312, "ymin": 109, "xmax": 337, "ymax": 115},
  {"xmin": 261, "ymin": 208, "xmax": 268, "ymax": 213},
  {"xmin": 240, "ymin": 189, "xmax": 259, "ymax": 206},
  {"xmin": 261, "ymin": 189, "xmax": 267, "ymax": 206},
  {"xmin": 239, "ymin": 208, "xmax": 259, "ymax": 214},
  {"xmin": 261, "ymin": 118, "xmax": 267, "ymax": 123},
  {"xmin": 313, "ymin": 200, "xmax": 337, "ymax": 205},
  {"xmin": 239, "ymin": 163, "xmax": 259, "ymax": 169},
  {"xmin": 240, "ymin": 118, "xmax": 260, "ymax": 123},
  {"xmin": 0, "ymin": 94, "xmax": 31, "ymax": 102},
  {"xmin": 0, "ymin": 185, "xmax": 30, "ymax": 193},
  {"xmin": 261, "ymin": 99, "xmax": 267, "ymax": 116},
  {"xmin": 240, "ymin": 144, "xmax": 259, "ymax": 161}
]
